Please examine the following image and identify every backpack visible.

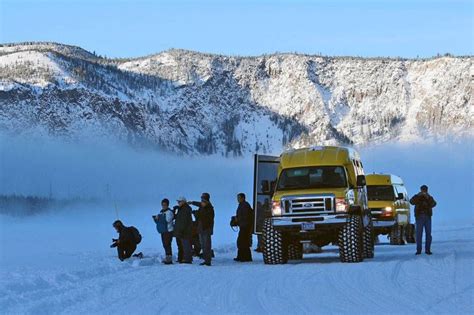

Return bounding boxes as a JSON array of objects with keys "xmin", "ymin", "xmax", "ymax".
[
  {"xmin": 419, "ymin": 195, "xmax": 431, "ymax": 210},
  {"xmin": 155, "ymin": 213, "xmax": 168, "ymax": 234},
  {"xmin": 129, "ymin": 226, "xmax": 142, "ymax": 244}
]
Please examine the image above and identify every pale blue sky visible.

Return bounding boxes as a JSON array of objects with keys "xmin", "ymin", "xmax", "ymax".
[{"xmin": 1, "ymin": 0, "xmax": 472, "ymax": 58}]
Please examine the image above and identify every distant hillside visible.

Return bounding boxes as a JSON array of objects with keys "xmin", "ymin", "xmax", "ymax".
[{"xmin": 0, "ymin": 42, "xmax": 472, "ymax": 155}]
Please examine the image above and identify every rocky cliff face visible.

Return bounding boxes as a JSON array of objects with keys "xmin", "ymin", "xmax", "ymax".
[{"xmin": 0, "ymin": 42, "xmax": 472, "ymax": 155}]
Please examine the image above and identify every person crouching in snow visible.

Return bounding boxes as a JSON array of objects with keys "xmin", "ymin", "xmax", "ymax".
[
  {"xmin": 153, "ymin": 198, "xmax": 175, "ymax": 264},
  {"xmin": 110, "ymin": 220, "xmax": 143, "ymax": 261}
]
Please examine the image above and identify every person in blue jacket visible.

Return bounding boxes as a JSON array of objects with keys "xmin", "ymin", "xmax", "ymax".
[{"xmin": 153, "ymin": 198, "xmax": 175, "ymax": 264}]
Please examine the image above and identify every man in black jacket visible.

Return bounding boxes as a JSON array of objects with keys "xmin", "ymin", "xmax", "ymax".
[
  {"xmin": 190, "ymin": 193, "xmax": 215, "ymax": 266},
  {"xmin": 410, "ymin": 185, "xmax": 437, "ymax": 255},
  {"xmin": 234, "ymin": 193, "xmax": 254, "ymax": 262},
  {"xmin": 173, "ymin": 197, "xmax": 193, "ymax": 264},
  {"xmin": 110, "ymin": 220, "xmax": 140, "ymax": 261}
]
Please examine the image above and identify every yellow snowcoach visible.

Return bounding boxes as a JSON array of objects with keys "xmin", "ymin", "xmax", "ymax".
[
  {"xmin": 366, "ymin": 174, "xmax": 415, "ymax": 245},
  {"xmin": 253, "ymin": 146, "xmax": 374, "ymax": 264}
]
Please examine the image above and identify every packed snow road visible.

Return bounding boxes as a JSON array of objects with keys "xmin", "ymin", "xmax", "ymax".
[{"xmin": 1, "ymin": 224, "xmax": 472, "ymax": 314}]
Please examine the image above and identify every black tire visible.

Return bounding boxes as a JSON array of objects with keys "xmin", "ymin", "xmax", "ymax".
[
  {"xmin": 262, "ymin": 218, "xmax": 287, "ymax": 264},
  {"xmin": 287, "ymin": 242, "xmax": 303, "ymax": 260},
  {"xmin": 405, "ymin": 224, "xmax": 416, "ymax": 243},
  {"xmin": 338, "ymin": 215, "xmax": 364, "ymax": 263},
  {"xmin": 362, "ymin": 216, "xmax": 375, "ymax": 259},
  {"xmin": 390, "ymin": 225, "xmax": 405, "ymax": 245}
]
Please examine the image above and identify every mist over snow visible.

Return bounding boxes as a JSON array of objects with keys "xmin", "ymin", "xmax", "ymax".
[
  {"xmin": 0, "ymin": 134, "xmax": 252, "ymax": 204},
  {"xmin": 0, "ymin": 134, "xmax": 472, "ymax": 224}
]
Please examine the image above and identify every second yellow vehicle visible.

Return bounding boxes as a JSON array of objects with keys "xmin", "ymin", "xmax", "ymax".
[{"xmin": 366, "ymin": 174, "xmax": 415, "ymax": 245}]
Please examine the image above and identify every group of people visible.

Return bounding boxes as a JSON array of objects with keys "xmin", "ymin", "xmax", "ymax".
[
  {"xmin": 110, "ymin": 185, "xmax": 438, "ymax": 264},
  {"xmin": 110, "ymin": 192, "xmax": 255, "ymax": 266}
]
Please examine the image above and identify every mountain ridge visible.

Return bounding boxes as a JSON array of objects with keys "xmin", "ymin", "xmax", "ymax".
[{"xmin": 0, "ymin": 42, "xmax": 472, "ymax": 156}]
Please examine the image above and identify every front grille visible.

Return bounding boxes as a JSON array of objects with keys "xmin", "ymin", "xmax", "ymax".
[{"xmin": 282, "ymin": 195, "xmax": 334, "ymax": 215}]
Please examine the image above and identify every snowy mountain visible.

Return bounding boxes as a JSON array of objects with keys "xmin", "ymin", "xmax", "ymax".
[{"xmin": 0, "ymin": 42, "xmax": 472, "ymax": 155}]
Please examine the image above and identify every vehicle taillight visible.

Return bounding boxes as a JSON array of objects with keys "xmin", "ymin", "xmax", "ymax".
[
  {"xmin": 335, "ymin": 198, "xmax": 348, "ymax": 212},
  {"xmin": 272, "ymin": 201, "xmax": 282, "ymax": 216}
]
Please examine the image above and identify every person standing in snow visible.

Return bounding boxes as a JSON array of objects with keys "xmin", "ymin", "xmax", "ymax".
[
  {"xmin": 110, "ymin": 220, "xmax": 142, "ymax": 261},
  {"xmin": 153, "ymin": 198, "xmax": 175, "ymax": 264},
  {"xmin": 410, "ymin": 185, "xmax": 437, "ymax": 255},
  {"xmin": 189, "ymin": 193, "xmax": 215, "ymax": 266},
  {"xmin": 234, "ymin": 193, "xmax": 254, "ymax": 262},
  {"xmin": 173, "ymin": 197, "xmax": 193, "ymax": 264}
]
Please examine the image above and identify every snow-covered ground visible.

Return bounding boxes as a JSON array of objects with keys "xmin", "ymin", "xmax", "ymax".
[{"xmin": 0, "ymin": 138, "xmax": 473, "ymax": 314}]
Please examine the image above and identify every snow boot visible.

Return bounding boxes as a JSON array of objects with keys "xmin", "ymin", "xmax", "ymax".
[
  {"xmin": 162, "ymin": 255, "xmax": 173, "ymax": 265},
  {"xmin": 133, "ymin": 252, "xmax": 143, "ymax": 259}
]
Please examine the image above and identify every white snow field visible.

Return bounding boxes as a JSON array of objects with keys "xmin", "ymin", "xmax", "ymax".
[{"xmin": 0, "ymin": 139, "xmax": 473, "ymax": 314}]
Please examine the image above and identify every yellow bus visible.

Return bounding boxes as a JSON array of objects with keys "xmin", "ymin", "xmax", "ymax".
[{"xmin": 253, "ymin": 146, "xmax": 374, "ymax": 264}]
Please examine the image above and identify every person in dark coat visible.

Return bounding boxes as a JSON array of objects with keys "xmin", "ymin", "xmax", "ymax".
[
  {"xmin": 190, "ymin": 193, "xmax": 215, "ymax": 266},
  {"xmin": 173, "ymin": 196, "xmax": 193, "ymax": 263},
  {"xmin": 110, "ymin": 220, "xmax": 141, "ymax": 261},
  {"xmin": 234, "ymin": 193, "xmax": 254, "ymax": 262},
  {"xmin": 410, "ymin": 185, "xmax": 437, "ymax": 255}
]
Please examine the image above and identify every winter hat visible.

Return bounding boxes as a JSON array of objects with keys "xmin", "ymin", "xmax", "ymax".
[
  {"xmin": 177, "ymin": 196, "xmax": 187, "ymax": 202},
  {"xmin": 201, "ymin": 193, "xmax": 210, "ymax": 201}
]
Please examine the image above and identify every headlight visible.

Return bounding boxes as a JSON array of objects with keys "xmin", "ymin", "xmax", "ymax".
[
  {"xmin": 346, "ymin": 190, "xmax": 355, "ymax": 205},
  {"xmin": 384, "ymin": 206, "xmax": 393, "ymax": 212},
  {"xmin": 335, "ymin": 198, "xmax": 348, "ymax": 212},
  {"xmin": 272, "ymin": 201, "xmax": 282, "ymax": 216}
]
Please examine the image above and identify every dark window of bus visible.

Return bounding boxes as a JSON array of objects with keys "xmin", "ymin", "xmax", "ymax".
[{"xmin": 367, "ymin": 185, "xmax": 395, "ymax": 201}]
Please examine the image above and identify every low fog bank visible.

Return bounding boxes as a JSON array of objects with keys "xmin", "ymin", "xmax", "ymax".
[
  {"xmin": 0, "ymin": 134, "xmax": 473, "ymax": 225},
  {"xmin": 0, "ymin": 134, "xmax": 253, "ymax": 204}
]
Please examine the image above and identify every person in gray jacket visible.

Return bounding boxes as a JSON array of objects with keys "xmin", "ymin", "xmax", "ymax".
[{"xmin": 153, "ymin": 198, "xmax": 174, "ymax": 264}]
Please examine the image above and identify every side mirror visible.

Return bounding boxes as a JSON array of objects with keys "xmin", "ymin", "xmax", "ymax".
[
  {"xmin": 356, "ymin": 175, "xmax": 366, "ymax": 187},
  {"xmin": 261, "ymin": 180, "xmax": 271, "ymax": 194},
  {"xmin": 397, "ymin": 193, "xmax": 404, "ymax": 200}
]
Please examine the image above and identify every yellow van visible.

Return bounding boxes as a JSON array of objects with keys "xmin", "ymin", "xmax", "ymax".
[
  {"xmin": 366, "ymin": 174, "xmax": 415, "ymax": 245},
  {"xmin": 253, "ymin": 146, "xmax": 374, "ymax": 264}
]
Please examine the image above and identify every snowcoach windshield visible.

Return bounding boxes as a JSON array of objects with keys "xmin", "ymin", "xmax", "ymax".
[
  {"xmin": 277, "ymin": 166, "xmax": 347, "ymax": 191},
  {"xmin": 367, "ymin": 185, "xmax": 395, "ymax": 201}
]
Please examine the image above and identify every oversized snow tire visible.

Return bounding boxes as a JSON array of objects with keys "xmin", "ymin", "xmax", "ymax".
[
  {"xmin": 405, "ymin": 224, "xmax": 416, "ymax": 243},
  {"xmin": 287, "ymin": 242, "xmax": 303, "ymax": 260},
  {"xmin": 262, "ymin": 218, "xmax": 288, "ymax": 264},
  {"xmin": 362, "ymin": 216, "xmax": 375, "ymax": 259},
  {"xmin": 338, "ymin": 215, "xmax": 364, "ymax": 263},
  {"xmin": 390, "ymin": 225, "xmax": 405, "ymax": 245}
]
